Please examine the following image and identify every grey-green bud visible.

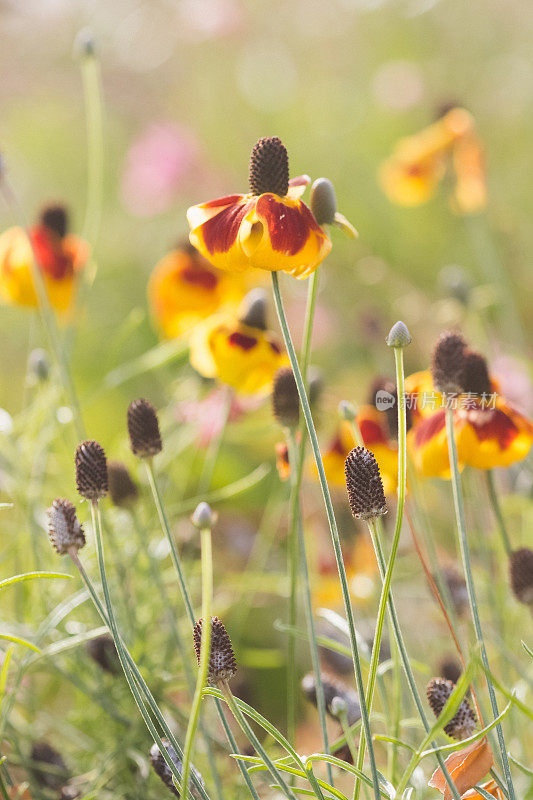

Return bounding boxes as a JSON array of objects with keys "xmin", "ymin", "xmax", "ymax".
[
  {"xmin": 339, "ymin": 400, "xmax": 356, "ymax": 421},
  {"xmin": 192, "ymin": 502, "xmax": 217, "ymax": 530},
  {"xmin": 310, "ymin": 178, "xmax": 337, "ymax": 226},
  {"xmin": 386, "ymin": 321, "xmax": 412, "ymax": 348}
]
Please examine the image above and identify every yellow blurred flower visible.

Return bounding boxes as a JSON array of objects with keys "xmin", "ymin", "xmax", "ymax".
[
  {"xmin": 313, "ymin": 534, "xmax": 377, "ymax": 609},
  {"xmin": 187, "ymin": 137, "xmax": 331, "ymax": 279},
  {"xmin": 189, "ymin": 290, "xmax": 288, "ymax": 395},
  {"xmin": 0, "ymin": 206, "xmax": 88, "ymax": 313},
  {"xmin": 379, "ymin": 107, "xmax": 487, "ymax": 214},
  {"xmin": 407, "ymin": 369, "xmax": 533, "ymax": 477},
  {"xmin": 320, "ymin": 408, "xmax": 398, "ymax": 495},
  {"xmin": 148, "ymin": 242, "xmax": 246, "ymax": 338}
]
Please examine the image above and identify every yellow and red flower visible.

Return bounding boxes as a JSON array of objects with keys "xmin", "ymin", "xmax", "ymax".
[
  {"xmin": 148, "ymin": 242, "xmax": 246, "ymax": 338},
  {"xmin": 0, "ymin": 205, "xmax": 88, "ymax": 313},
  {"xmin": 187, "ymin": 137, "xmax": 331, "ymax": 279},
  {"xmin": 379, "ymin": 107, "xmax": 487, "ymax": 214},
  {"xmin": 407, "ymin": 370, "xmax": 533, "ymax": 477},
  {"xmin": 189, "ymin": 290, "xmax": 288, "ymax": 395},
  {"xmin": 320, "ymin": 406, "xmax": 398, "ymax": 496}
]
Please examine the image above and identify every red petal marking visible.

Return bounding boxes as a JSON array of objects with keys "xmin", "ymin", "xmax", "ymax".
[
  {"xmin": 256, "ymin": 195, "xmax": 321, "ymax": 256},
  {"xmin": 413, "ymin": 409, "xmax": 447, "ymax": 447},
  {"xmin": 330, "ymin": 435, "xmax": 347, "ymax": 456},
  {"xmin": 201, "ymin": 199, "xmax": 253, "ymax": 255},
  {"xmin": 202, "ymin": 194, "xmax": 245, "ymax": 208},
  {"xmin": 30, "ymin": 226, "xmax": 73, "ymax": 280},
  {"xmin": 359, "ymin": 417, "xmax": 387, "ymax": 446},
  {"xmin": 464, "ymin": 407, "xmax": 518, "ymax": 449},
  {"xmin": 180, "ymin": 264, "xmax": 218, "ymax": 291},
  {"xmin": 228, "ymin": 331, "xmax": 257, "ymax": 351},
  {"xmin": 269, "ymin": 339, "xmax": 282, "ymax": 354}
]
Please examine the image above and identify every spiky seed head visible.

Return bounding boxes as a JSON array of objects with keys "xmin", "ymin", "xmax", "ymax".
[
  {"xmin": 107, "ymin": 461, "xmax": 138, "ymax": 508},
  {"xmin": 426, "ymin": 677, "xmax": 476, "ymax": 740},
  {"xmin": 191, "ymin": 502, "xmax": 218, "ymax": 530},
  {"xmin": 75, "ymin": 440, "xmax": 108, "ymax": 501},
  {"xmin": 386, "ymin": 320, "xmax": 412, "ymax": 348},
  {"xmin": 431, "ymin": 330, "xmax": 468, "ymax": 394},
  {"xmin": 272, "ymin": 367, "xmax": 300, "ymax": 428},
  {"xmin": 249, "ymin": 136, "xmax": 289, "ymax": 197},
  {"xmin": 47, "ymin": 498, "xmax": 85, "ymax": 555},
  {"xmin": 301, "ymin": 672, "xmax": 361, "ymax": 727},
  {"xmin": 345, "ymin": 446, "xmax": 387, "ymax": 520},
  {"xmin": 310, "ymin": 178, "xmax": 337, "ymax": 225},
  {"xmin": 458, "ymin": 350, "xmax": 492, "ymax": 396},
  {"xmin": 239, "ymin": 288, "xmax": 268, "ymax": 330},
  {"xmin": 150, "ymin": 739, "xmax": 205, "ymax": 799},
  {"xmin": 127, "ymin": 399, "xmax": 162, "ymax": 458},
  {"xmin": 193, "ymin": 617, "xmax": 237, "ymax": 686},
  {"xmin": 30, "ymin": 742, "xmax": 69, "ymax": 790},
  {"xmin": 40, "ymin": 203, "xmax": 69, "ymax": 238},
  {"xmin": 86, "ymin": 634, "xmax": 120, "ymax": 675},
  {"xmin": 438, "ymin": 656, "xmax": 462, "ymax": 685},
  {"xmin": 509, "ymin": 548, "xmax": 533, "ymax": 606}
]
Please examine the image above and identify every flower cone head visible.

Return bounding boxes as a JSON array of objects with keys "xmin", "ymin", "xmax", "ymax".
[
  {"xmin": 127, "ymin": 398, "xmax": 163, "ymax": 458},
  {"xmin": 345, "ymin": 445, "xmax": 388, "ymax": 520},
  {"xmin": 75, "ymin": 440, "xmax": 108, "ymax": 501},
  {"xmin": 187, "ymin": 137, "xmax": 331, "ymax": 279},
  {"xmin": 193, "ymin": 616, "xmax": 237, "ymax": 686},
  {"xmin": 47, "ymin": 498, "xmax": 85, "ymax": 555},
  {"xmin": 426, "ymin": 677, "xmax": 476, "ymax": 740}
]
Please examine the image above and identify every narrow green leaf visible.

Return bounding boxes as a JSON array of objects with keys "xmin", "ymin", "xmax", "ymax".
[
  {"xmin": 0, "ymin": 572, "xmax": 72, "ymax": 591},
  {"xmin": 0, "ymin": 634, "xmax": 40, "ymax": 653}
]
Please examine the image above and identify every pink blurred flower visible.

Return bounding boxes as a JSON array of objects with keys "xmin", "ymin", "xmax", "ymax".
[
  {"xmin": 176, "ymin": 387, "xmax": 260, "ymax": 446},
  {"xmin": 121, "ymin": 123, "xmax": 200, "ymax": 216},
  {"xmin": 492, "ymin": 354, "xmax": 533, "ymax": 416}
]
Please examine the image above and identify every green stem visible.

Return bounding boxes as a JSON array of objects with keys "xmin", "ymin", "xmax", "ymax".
[
  {"xmin": 145, "ymin": 460, "xmax": 195, "ymax": 627},
  {"xmin": 354, "ymin": 347, "xmax": 406, "ymax": 800},
  {"xmin": 221, "ymin": 682, "xmax": 298, "ymax": 800},
  {"xmin": 286, "ymin": 427, "xmax": 299, "ymax": 748},
  {"xmin": 182, "ymin": 527, "xmax": 213, "ymax": 799},
  {"xmin": 444, "ymin": 409, "xmax": 516, "ymax": 800},
  {"xmin": 271, "ymin": 271, "xmax": 381, "ymax": 800},
  {"xmin": 86, "ymin": 504, "xmax": 208, "ymax": 799},
  {"xmin": 486, "ymin": 470, "xmax": 512, "ymax": 556},
  {"xmin": 300, "ymin": 270, "xmax": 319, "ymax": 379},
  {"xmin": 213, "ymin": 697, "xmax": 261, "ymax": 800},
  {"xmin": 80, "ymin": 49, "xmax": 104, "ymax": 247}
]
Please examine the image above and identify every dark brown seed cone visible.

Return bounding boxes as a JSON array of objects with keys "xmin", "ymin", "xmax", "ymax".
[
  {"xmin": 458, "ymin": 350, "xmax": 492, "ymax": 396},
  {"xmin": 193, "ymin": 616, "xmax": 237, "ymax": 686},
  {"xmin": 426, "ymin": 677, "xmax": 476, "ymax": 740},
  {"xmin": 47, "ymin": 498, "xmax": 86, "ymax": 555},
  {"xmin": 86, "ymin": 634, "xmax": 121, "ymax": 674},
  {"xmin": 75, "ymin": 440, "xmax": 108, "ymax": 501},
  {"xmin": 107, "ymin": 460, "xmax": 139, "ymax": 508},
  {"xmin": 438, "ymin": 656, "xmax": 462, "ymax": 685},
  {"xmin": 345, "ymin": 446, "xmax": 387, "ymax": 520},
  {"xmin": 301, "ymin": 672, "xmax": 361, "ymax": 727},
  {"xmin": 431, "ymin": 330, "xmax": 468, "ymax": 394},
  {"xmin": 440, "ymin": 565, "xmax": 469, "ymax": 617},
  {"xmin": 40, "ymin": 203, "xmax": 68, "ymax": 238},
  {"xmin": 272, "ymin": 367, "xmax": 300, "ymax": 428},
  {"xmin": 30, "ymin": 742, "xmax": 69, "ymax": 790},
  {"xmin": 509, "ymin": 548, "xmax": 533, "ymax": 606},
  {"xmin": 74, "ymin": 439, "xmax": 108, "ymax": 500},
  {"xmin": 150, "ymin": 739, "xmax": 205, "ymax": 799},
  {"xmin": 249, "ymin": 136, "xmax": 289, "ymax": 197},
  {"xmin": 127, "ymin": 398, "xmax": 163, "ymax": 458}
]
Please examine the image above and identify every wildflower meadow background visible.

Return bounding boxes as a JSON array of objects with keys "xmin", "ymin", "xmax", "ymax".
[{"xmin": 0, "ymin": 1, "xmax": 532, "ymax": 799}]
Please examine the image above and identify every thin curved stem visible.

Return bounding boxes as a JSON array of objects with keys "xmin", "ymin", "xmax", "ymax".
[
  {"xmin": 271, "ymin": 271, "xmax": 381, "ymax": 800},
  {"xmin": 286, "ymin": 427, "xmax": 299, "ymax": 747},
  {"xmin": 354, "ymin": 347, "xmax": 406, "ymax": 800},
  {"xmin": 445, "ymin": 409, "xmax": 516, "ymax": 800},
  {"xmin": 486, "ymin": 470, "xmax": 512, "ymax": 556},
  {"xmin": 182, "ymin": 527, "xmax": 213, "ymax": 799},
  {"xmin": 145, "ymin": 460, "xmax": 195, "ymax": 627}
]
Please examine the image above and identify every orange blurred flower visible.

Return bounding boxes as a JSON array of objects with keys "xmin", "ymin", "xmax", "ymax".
[
  {"xmin": 187, "ymin": 137, "xmax": 331, "ymax": 279},
  {"xmin": 429, "ymin": 738, "xmax": 493, "ymax": 800},
  {"xmin": 276, "ymin": 441, "xmax": 291, "ymax": 482},
  {"xmin": 313, "ymin": 533, "xmax": 377, "ymax": 609},
  {"xmin": 189, "ymin": 291, "xmax": 288, "ymax": 396},
  {"xmin": 0, "ymin": 205, "xmax": 88, "ymax": 313},
  {"xmin": 148, "ymin": 242, "xmax": 246, "ymax": 338},
  {"xmin": 379, "ymin": 107, "xmax": 487, "ymax": 214},
  {"xmin": 407, "ymin": 369, "xmax": 533, "ymax": 477},
  {"xmin": 321, "ymin": 409, "xmax": 398, "ymax": 495}
]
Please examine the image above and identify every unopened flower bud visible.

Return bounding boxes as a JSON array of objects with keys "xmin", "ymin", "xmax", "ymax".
[
  {"xmin": 191, "ymin": 502, "xmax": 217, "ymax": 530},
  {"xmin": 386, "ymin": 321, "xmax": 412, "ymax": 348},
  {"xmin": 310, "ymin": 178, "xmax": 337, "ymax": 225},
  {"xmin": 339, "ymin": 400, "xmax": 357, "ymax": 421}
]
